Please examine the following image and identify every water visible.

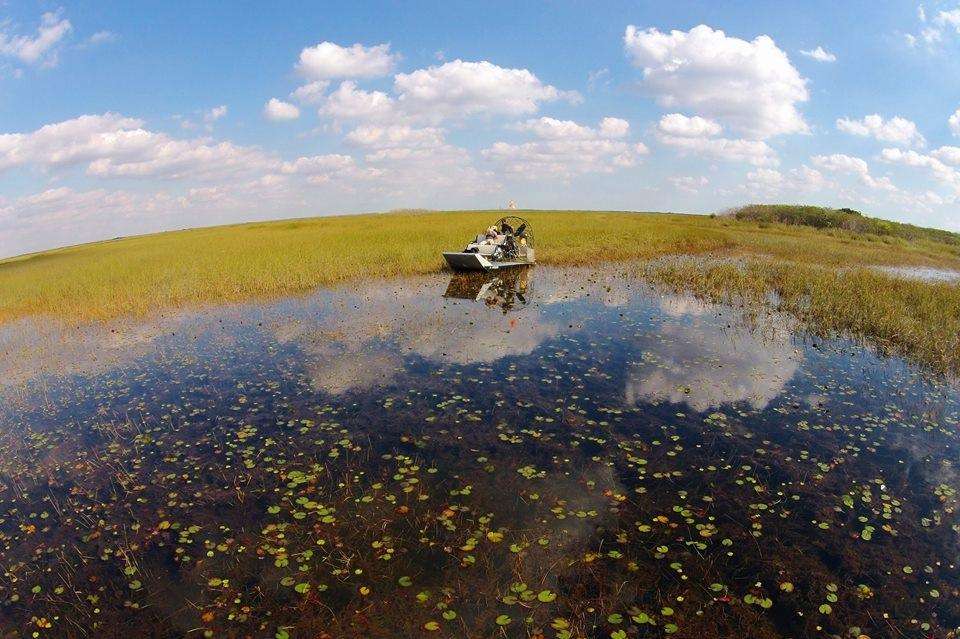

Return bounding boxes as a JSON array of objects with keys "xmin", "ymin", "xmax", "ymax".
[
  {"xmin": 872, "ymin": 265, "xmax": 960, "ymax": 283},
  {"xmin": 1, "ymin": 265, "xmax": 958, "ymax": 638}
]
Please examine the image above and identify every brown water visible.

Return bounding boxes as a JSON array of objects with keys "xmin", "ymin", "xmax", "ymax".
[{"xmin": 0, "ymin": 266, "xmax": 958, "ymax": 638}]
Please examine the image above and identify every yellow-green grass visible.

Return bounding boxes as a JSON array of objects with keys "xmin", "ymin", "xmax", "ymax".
[
  {"xmin": 1, "ymin": 209, "xmax": 959, "ymax": 371},
  {"xmin": 647, "ymin": 257, "xmax": 960, "ymax": 375}
]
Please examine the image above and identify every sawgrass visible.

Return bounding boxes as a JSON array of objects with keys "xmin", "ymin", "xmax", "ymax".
[
  {"xmin": 647, "ymin": 256, "xmax": 960, "ymax": 374},
  {"xmin": 1, "ymin": 208, "xmax": 959, "ymax": 371}
]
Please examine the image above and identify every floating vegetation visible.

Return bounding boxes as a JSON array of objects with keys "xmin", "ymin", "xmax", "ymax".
[{"xmin": 0, "ymin": 266, "xmax": 958, "ymax": 638}]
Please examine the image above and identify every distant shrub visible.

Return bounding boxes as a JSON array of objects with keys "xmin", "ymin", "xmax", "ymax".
[{"xmin": 730, "ymin": 204, "xmax": 960, "ymax": 246}]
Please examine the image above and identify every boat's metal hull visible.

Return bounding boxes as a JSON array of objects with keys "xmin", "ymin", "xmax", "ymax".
[{"xmin": 442, "ymin": 252, "xmax": 533, "ymax": 272}]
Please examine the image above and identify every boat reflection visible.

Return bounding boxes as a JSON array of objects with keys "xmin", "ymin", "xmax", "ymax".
[{"xmin": 443, "ymin": 267, "xmax": 531, "ymax": 312}]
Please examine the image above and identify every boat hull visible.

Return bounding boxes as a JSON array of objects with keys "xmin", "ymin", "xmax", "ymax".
[{"xmin": 443, "ymin": 252, "xmax": 533, "ymax": 271}]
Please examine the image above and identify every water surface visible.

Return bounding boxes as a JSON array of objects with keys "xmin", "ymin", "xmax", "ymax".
[
  {"xmin": 1, "ymin": 266, "xmax": 958, "ymax": 638},
  {"xmin": 873, "ymin": 265, "xmax": 960, "ymax": 283}
]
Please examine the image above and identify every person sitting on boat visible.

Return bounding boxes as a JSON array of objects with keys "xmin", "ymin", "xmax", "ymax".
[{"xmin": 480, "ymin": 226, "xmax": 501, "ymax": 245}]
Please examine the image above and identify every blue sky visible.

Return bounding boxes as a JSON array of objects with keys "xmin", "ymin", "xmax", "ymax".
[{"xmin": 1, "ymin": 1, "xmax": 960, "ymax": 257}]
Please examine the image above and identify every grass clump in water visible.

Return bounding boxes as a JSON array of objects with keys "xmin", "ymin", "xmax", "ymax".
[{"xmin": 648, "ymin": 256, "xmax": 960, "ymax": 374}]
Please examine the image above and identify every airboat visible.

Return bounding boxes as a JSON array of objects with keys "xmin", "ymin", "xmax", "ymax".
[{"xmin": 442, "ymin": 216, "xmax": 535, "ymax": 271}]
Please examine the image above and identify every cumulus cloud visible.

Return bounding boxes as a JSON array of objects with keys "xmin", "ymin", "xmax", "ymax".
[
  {"xmin": 812, "ymin": 153, "xmax": 899, "ymax": 192},
  {"xmin": 659, "ymin": 135, "xmax": 778, "ymax": 166},
  {"xmin": 655, "ymin": 114, "xmax": 776, "ymax": 166},
  {"xmin": 836, "ymin": 114, "xmax": 925, "ymax": 147},
  {"xmin": 950, "ymin": 108, "xmax": 960, "ymax": 137},
  {"xmin": 85, "ymin": 30, "xmax": 117, "ymax": 46},
  {"xmin": 0, "ymin": 10, "xmax": 72, "ymax": 66},
  {"xmin": 799, "ymin": 46, "xmax": 836, "ymax": 62},
  {"xmin": 283, "ymin": 121, "xmax": 492, "ymax": 194},
  {"xmin": 624, "ymin": 24, "xmax": 809, "ymax": 139},
  {"xmin": 932, "ymin": 145, "xmax": 960, "ymax": 165},
  {"xmin": 938, "ymin": 8, "xmax": 960, "ymax": 30},
  {"xmin": 657, "ymin": 113, "xmax": 723, "ymax": 138},
  {"xmin": 393, "ymin": 59, "xmax": 579, "ymax": 122},
  {"xmin": 290, "ymin": 80, "xmax": 330, "ymax": 105},
  {"xmin": 880, "ymin": 147, "xmax": 960, "ymax": 193},
  {"xmin": 0, "ymin": 113, "xmax": 147, "ymax": 171},
  {"xmin": 599, "ymin": 117, "xmax": 630, "ymax": 138},
  {"xmin": 320, "ymin": 81, "xmax": 398, "ymax": 123},
  {"xmin": 204, "ymin": 105, "xmax": 228, "ymax": 123},
  {"xmin": 315, "ymin": 60, "xmax": 577, "ymax": 127},
  {"xmin": 86, "ymin": 139, "xmax": 274, "ymax": 180},
  {"xmin": 280, "ymin": 154, "xmax": 356, "ymax": 176},
  {"xmin": 514, "ymin": 116, "xmax": 629, "ymax": 141},
  {"xmin": 0, "ymin": 186, "xmax": 137, "ymax": 224},
  {"xmin": 345, "ymin": 124, "xmax": 445, "ymax": 150},
  {"xmin": 906, "ymin": 7, "xmax": 960, "ymax": 49},
  {"xmin": 484, "ymin": 116, "xmax": 646, "ymax": 178},
  {"xmin": 741, "ymin": 165, "xmax": 830, "ymax": 198},
  {"xmin": 669, "ymin": 175, "xmax": 708, "ymax": 193},
  {"xmin": 0, "ymin": 113, "xmax": 276, "ymax": 180},
  {"xmin": 297, "ymin": 41, "xmax": 397, "ymax": 79},
  {"xmin": 264, "ymin": 98, "xmax": 301, "ymax": 121}
]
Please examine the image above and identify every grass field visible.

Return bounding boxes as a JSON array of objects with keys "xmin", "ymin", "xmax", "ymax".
[{"xmin": 2, "ymin": 207, "xmax": 960, "ymax": 371}]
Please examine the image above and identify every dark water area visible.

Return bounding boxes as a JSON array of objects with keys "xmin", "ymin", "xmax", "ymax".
[{"xmin": 0, "ymin": 266, "xmax": 958, "ymax": 638}]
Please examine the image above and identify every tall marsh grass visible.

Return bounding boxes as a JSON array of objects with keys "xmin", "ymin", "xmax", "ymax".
[{"xmin": 2, "ymin": 208, "xmax": 959, "ymax": 371}]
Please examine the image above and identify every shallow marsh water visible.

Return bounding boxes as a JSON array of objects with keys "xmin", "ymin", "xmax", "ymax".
[
  {"xmin": 872, "ymin": 265, "xmax": 960, "ymax": 283},
  {"xmin": 0, "ymin": 266, "xmax": 958, "ymax": 639}
]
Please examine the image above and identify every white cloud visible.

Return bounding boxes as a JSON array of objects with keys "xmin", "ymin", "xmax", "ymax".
[
  {"xmin": 315, "ymin": 60, "xmax": 577, "ymax": 127},
  {"xmin": 932, "ymin": 145, "xmax": 960, "ymax": 165},
  {"xmin": 659, "ymin": 134, "xmax": 778, "ymax": 166},
  {"xmin": 320, "ymin": 81, "xmax": 398, "ymax": 123},
  {"xmin": 587, "ymin": 67, "xmax": 610, "ymax": 90},
  {"xmin": 280, "ymin": 154, "xmax": 356, "ymax": 176},
  {"xmin": 746, "ymin": 167, "xmax": 784, "ymax": 187},
  {"xmin": 86, "ymin": 139, "xmax": 274, "ymax": 180},
  {"xmin": 204, "ymin": 105, "xmax": 228, "ymax": 123},
  {"xmin": 799, "ymin": 46, "xmax": 837, "ymax": 62},
  {"xmin": 654, "ymin": 113, "xmax": 775, "ymax": 166},
  {"xmin": 0, "ymin": 186, "xmax": 137, "ymax": 224},
  {"xmin": 741, "ymin": 165, "xmax": 830, "ymax": 198},
  {"xmin": 624, "ymin": 24, "xmax": 809, "ymax": 139},
  {"xmin": 85, "ymin": 30, "xmax": 117, "ymax": 47},
  {"xmin": 812, "ymin": 153, "xmax": 868, "ymax": 175},
  {"xmin": 950, "ymin": 108, "xmax": 960, "ymax": 137},
  {"xmin": 669, "ymin": 175, "xmax": 708, "ymax": 193},
  {"xmin": 515, "ymin": 117, "xmax": 595, "ymax": 140},
  {"xmin": 599, "ymin": 117, "xmax": 630, "ymax": 138},
  {"xmin": 0, "ymin": 113, "xmax": 148, "ymax": 171},
  {"xmin": 0, "ymin": 10, "xmax": 72, "ymax": 66},
  {"xmin": 657, "ymin": 113, "xmax": 722, "ymax": 138},
  {"xmin": 345, "ymin": 124, "xmax": 445, "ymax": 149},
  {"xmin": 484, "ymin": 138, "xmax": 647, "ymax": 178},
  {"xmin": 836, "ymin": 114, "xmax": 925, "ymax": 147},
  {"xmin": 290, "ymin": 80, "xmax": 330, "ymax": 105},
  {"xmin": 788, "ymin": 165, "xmax": 829, "ymax": 190},
  {"xmin": 264, "ymin": 98, "xmax": 301, "ymax": 121},
  {"xmin": 297, "ymin": 41, "xmax": 397, "ymax": 79},
  {"xmin": 812, "ymin": 153, "xmax": 899, "ymax": 192},
  {"xmin": 514, "ymin": 116, "xmax": 629, "ymax": 141},
  {"xmin": 0, "ymin": 113, "xmax": 276, "ymax": 180},
  {"xmin": 936, "ymin": 8, "xmax": 960, "ymax": 32},
  {"xmin": 880, "ymin": 147, "xmax": 960, "ymax": 193},
  {"xmin": 484, "ymin": 117, "xmax": 646, "ymax": 178},
  {"xmin": 393, "ymin": 59, "xmax": 578, "ymax": 122},
  {"xmin": 906, "ymin": 8, "xmax": 960, "ymax": 49}
]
